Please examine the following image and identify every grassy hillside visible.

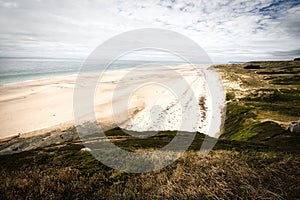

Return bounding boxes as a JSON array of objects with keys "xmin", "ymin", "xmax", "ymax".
[
  {"xmin": 1, "ymin": 61, "xmax": 300, "ymax": 199},
  {"xmin": 215, "ymin": 60, "xmax": 300, "ymax": 142}
]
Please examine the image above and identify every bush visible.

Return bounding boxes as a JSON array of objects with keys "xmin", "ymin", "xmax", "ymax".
[{"xmin": 244, "ymin": 65, "xmax": 261, "ymax": 69}]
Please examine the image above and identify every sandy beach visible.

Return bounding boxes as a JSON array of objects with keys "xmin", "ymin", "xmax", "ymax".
[
  {"xmin": 0, "ymin": 65, "xmax": 222, "ymax": 139},
  {"xmin": 0, "ymin": 75, "xmax": 77, "ymax": 138}
]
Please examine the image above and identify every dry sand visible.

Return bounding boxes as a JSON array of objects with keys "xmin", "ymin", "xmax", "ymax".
[{"xmin": 0, "ymin": 65, "xmax": 223, "ymax": 139}]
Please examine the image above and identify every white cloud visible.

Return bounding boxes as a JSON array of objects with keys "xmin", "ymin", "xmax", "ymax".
[{"xmin": 0, "ymin": 0, "xmax": 299, "ymax": 62}]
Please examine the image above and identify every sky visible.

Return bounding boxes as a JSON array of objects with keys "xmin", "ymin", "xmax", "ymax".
[{"xmin": 0, "ymin": 0, "xmax": 299, "ymax": 63}]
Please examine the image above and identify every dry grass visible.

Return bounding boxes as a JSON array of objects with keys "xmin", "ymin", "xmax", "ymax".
[{"xmin": 1, "ymin": 148, "xmax": 299, "ymax": 200}]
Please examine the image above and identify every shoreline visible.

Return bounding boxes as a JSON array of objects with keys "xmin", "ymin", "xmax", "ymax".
[
  {"xmin": 0, "ymin": 72, "xmax": 78, "ymax": 87},
  {"xmin": 0, "ymin": 64, "xmax": 224, "ymax": 140}
]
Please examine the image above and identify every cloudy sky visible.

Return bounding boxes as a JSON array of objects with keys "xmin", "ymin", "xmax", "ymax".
[{"xmin": 0, "ymin": 0, "xmax": 299, "ymax": 63}]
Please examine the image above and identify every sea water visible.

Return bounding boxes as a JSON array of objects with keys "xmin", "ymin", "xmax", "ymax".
[{"xmin": 0, "ymin": 57, "xmax": 185, "ymax": 86}]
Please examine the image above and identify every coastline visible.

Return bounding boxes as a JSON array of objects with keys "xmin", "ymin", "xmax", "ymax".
[
  {"xmin": 0, "ymin": 64, "xmax": 223, "ymax": 139},
  {"xmin": 0, "ymin": 71, "xmax": 78, "ymax": 87}
]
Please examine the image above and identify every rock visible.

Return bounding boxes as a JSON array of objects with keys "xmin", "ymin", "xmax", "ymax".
[
  {"xmin": 80, "ymin": 147, "xmax": 91, "ymax": 152},
  {"xmin": 288, "ymin": 121, "xmax": 300, "ymax": 133}
]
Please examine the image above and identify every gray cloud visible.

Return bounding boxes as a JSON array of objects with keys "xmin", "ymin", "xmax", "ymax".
[{"xmin": 272, "ymin": 48, "xmax": 300, "ymax": 57}]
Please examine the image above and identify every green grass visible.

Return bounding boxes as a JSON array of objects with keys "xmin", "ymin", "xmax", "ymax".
[
  {"xmin": 221, "ymin": 88, "xmax": 300, "ymax": 141},
  {"xmin": 221, "ymin": 102, "xmax": 258, "ymax": 141},
  {"xmin": 217, "ymin": 61, "xmax": 300, "ymax": 143}
]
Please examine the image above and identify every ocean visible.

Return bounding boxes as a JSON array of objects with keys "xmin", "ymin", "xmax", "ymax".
[{"xmin": 0, "ymin": 58, "xmax": 185, "ymax": 86}]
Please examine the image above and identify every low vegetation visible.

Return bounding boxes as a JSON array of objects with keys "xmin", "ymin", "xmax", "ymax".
[{"xmin": 1, "ymin": 133, "xmax": 300, "ymax": 199}]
